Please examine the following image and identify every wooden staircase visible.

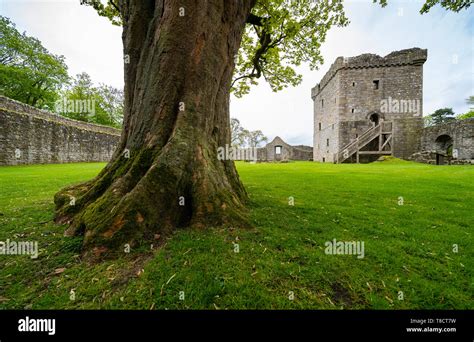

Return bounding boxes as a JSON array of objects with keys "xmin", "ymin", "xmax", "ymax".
[{"xmin": 335, "ymin": 121, "xmax": 393, "ymax": 163}]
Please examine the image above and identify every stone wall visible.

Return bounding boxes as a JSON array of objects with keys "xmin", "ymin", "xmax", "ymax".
[
  {"xmin": 0, "ymin": 96, "xmax": 121, "ymax": 166},
  {"xmin": 312, "ymin": 69, "xmax": 340, "ymax": 163},
  {"xmin": 420, "ymin": 118, "xmax": 474, "ymax": 160}
]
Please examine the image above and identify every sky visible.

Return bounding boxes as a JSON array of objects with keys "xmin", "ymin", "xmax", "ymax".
[{"xmin": 1, "ymin": 0, "xmax": 473, "ymax": 146}]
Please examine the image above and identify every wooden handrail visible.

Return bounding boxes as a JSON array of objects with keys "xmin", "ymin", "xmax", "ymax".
[{"xmin": 336, "ymin": 121, "xmax": 393, "ymax": 163}]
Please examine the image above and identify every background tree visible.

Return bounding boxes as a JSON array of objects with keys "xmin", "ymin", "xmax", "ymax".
[
  {"xmin": 425, "ymin": 108, "xmax": 456, "ymax": 126},
  {"xmin": 58, "ymin": 72, "xmax": 96, "ymax": 122},
  {"xmin": 58, "ymin": 72, "xmax": 124, "ymax": 127},
  {"xmin": 231, "ymin": 118, "xmax": 268, "ymax": 148},
  {"xmin": 0, "ymin": 15, "xmax": 123, "ymax": 127},
  {"xmin": 457, "ymin": 96, "xmax": 474, "ymax": 120},
  {"xmin": 467, "ymin": 95, "xmax": 474, "ymax": 107},
  {"xmin": 230, "ymin": 118, "xmax": 246, "ymax": 148},
  {"xmin": 246, "ymin": 130, "xmax": 268, "ymax": 148},
  {"xmin": 0, "ymin": 15, "xmax": 69, "ymax": 110},
  {"xmin": 95, "ymin": 84, "xmax": 124, "ymax": 128},
  {"xmin": 54, "ymin": 0, "xmax": 471, "ymax": 259}
]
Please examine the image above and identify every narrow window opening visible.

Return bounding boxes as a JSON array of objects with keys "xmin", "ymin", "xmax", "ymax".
[
  {"xmin": 275, "ymin": 146, "xmax": 282, "ymax": 155},
  {"xmin": 319, "ymin": 122, "xmax": 322, "ymax": 131},
  {"xmin": 373, "ymin": 80, "xmax": 379, "ymax": 90},
  {"xmin": 326, "ymin": 139, "xmax": 329, "ymax": 147}
]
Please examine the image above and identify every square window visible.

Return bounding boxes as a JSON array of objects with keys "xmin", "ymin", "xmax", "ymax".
[{"xmin": 275, "ymin": 146, "xmax": 282, "ymax": 155}]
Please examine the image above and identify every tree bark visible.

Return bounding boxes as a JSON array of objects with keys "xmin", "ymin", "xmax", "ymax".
[{"xmin": 54, "ymin": 0, "xmax": 255, "ymax": 259}]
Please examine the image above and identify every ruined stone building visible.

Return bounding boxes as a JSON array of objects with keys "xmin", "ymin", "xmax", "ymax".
[
  {"xmin": 257, "ymin": 136, "xmax": 313, "ymax": 162},
  {"xmin": 410, "ymin": 118, "xmax": 474, "ymax": 165},
  {"xmin": 312, "ymin": 48, "xmax": 427, "ymax": 163},
  {"xmin": 233, "ymin": 136, "xmax": 313, "ymax": 162}
]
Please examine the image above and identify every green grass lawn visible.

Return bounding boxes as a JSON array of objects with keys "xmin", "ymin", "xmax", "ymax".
[{"xmin": 0, "ymin": 160, "xmax": 472, "ymax": 309}]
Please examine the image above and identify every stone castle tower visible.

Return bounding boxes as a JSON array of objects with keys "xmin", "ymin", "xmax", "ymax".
[{"xmin": 311, "ymin": 48, "xmax": 427, "ymax": 163}]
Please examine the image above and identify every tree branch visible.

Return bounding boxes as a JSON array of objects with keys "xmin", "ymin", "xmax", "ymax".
[
  {"xmin": 109, "ymin": 0, "xmax": 121, "ymax": 14},
  {"xmin": 233, "ymin": 17, "xmax": 276, "ymax": 88},
  {"xmin": 231, "ymin": 73, "xmax": 258, "ymax": 88},
  {"xmin": 246, "ymin": 13, "xmax": 264, "ymax": 26}
]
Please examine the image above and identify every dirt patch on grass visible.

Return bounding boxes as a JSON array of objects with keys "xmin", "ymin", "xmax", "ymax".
[
  {"xmin": 330, "ymin": 282, "xmax": 354, "ymax": 306},
  {"xmin": 110, "ymin": 253, "xmax": 155, "ymax": 288}
]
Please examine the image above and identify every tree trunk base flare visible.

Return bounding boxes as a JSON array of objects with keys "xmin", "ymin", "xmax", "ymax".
[
  {"xmin": 54, "ymin": 0, "xmax": 255, "ymax": 260},
  {"xmin": 54, "ymin": 144, "xmax": 249, "ymax": 259}
]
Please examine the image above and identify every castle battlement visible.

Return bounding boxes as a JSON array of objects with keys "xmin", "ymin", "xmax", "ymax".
[{"xmin": 311, "ymin": 48, "xmax": 427, "ymax": 99}]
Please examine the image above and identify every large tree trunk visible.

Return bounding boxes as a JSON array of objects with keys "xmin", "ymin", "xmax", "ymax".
[{"xmin": 54, "ymin": 0, "xmax": 255, "ymax": 259}]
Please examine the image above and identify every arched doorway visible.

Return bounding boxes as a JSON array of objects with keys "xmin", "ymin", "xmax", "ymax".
[
  {"xmin": 435, "ymin": 134, "xmax": 453, "ymax": 165},
  {"xmin": 369, "ymin": 113, "xmax": 380, "ymax": 126},
  {"xmin": 435, "ymin": 134, "xmax": 453, "ymax": 156}
]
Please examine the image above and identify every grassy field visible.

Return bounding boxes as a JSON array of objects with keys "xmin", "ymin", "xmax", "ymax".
[{"xmin": 0, "ymin": 160, "xmax": 472, "ymax": 309}]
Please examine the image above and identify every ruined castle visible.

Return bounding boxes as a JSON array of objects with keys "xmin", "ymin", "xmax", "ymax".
[{"xmin": 312, "ymin": 48, "xmax": 426, "ymax": 163}]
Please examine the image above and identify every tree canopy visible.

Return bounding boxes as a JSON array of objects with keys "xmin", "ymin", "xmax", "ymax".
[
  {"xmin": 456, "ymin": 96, "xmax": 474, "ymax": 120},
  {"xmin": 424, "ymin": 107, "xmax": 456, "ymax": 126},
  {"xmin": 232, "ymin": 0, "xmax": 348, "ymax": 96},
  {"xmin": 0, "ymin": 15, "xmax": 124, "ymax": 128},
  {"xmin": 83, "ymin": 0, "xmax": 471, "ymax": 98},
  {"xmin": 0, "ymin": 15, "xmax": 69, "ymax": 110},
  {"xmin": 58, "ymin": 72, "xmax": 124, "ymax": 128},
  {"xmin": 231, "ymin": 118, "xmax": 268, "ymax": 148}
]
